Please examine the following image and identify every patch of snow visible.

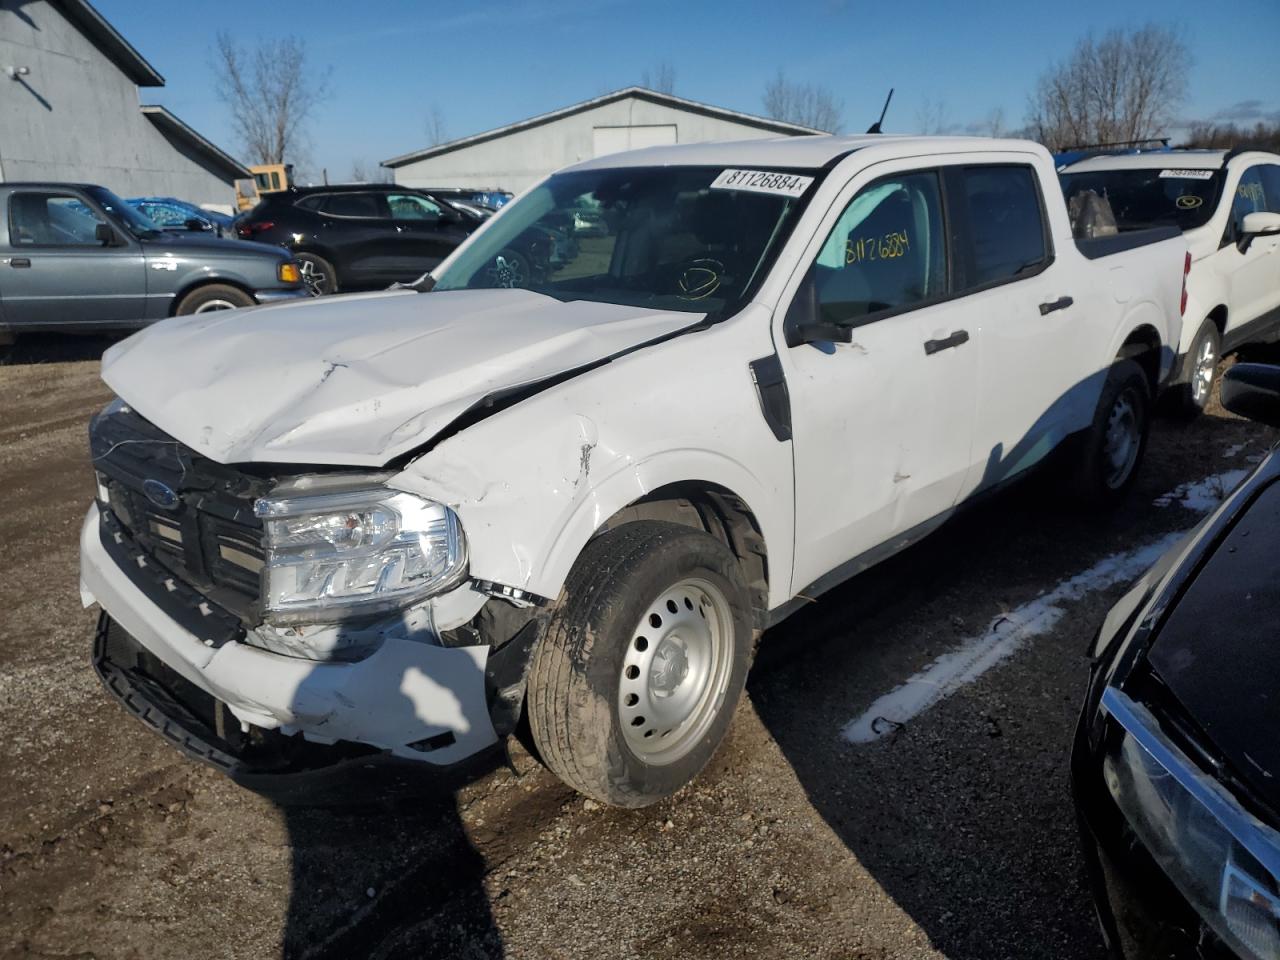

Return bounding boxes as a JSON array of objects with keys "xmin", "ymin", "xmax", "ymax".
[
  {"xmin": 1152, "ymin": 470, "xmax": 1247, "ymax": 511},
  {"xmin": 843, "ymin": 467, "xmax": 1248, "ymax": 746},
  {"xmin": 842, "ymin": 533, "xmax": 1183, "ymax": 744},
  {"xmin": 1223, "ymin": 442, "xmax": 1249, "ymax": 459}
]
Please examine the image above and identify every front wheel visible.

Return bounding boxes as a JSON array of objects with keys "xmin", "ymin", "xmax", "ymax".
[
  {"xmin": 174, "ymin": 283, "xmax": 254, "ymax": 315},
  {"xmin": 527, "ymin": 521, "xmax": 754, "ymax": 807},
  {"xmin": 1067, "ymin": 358, "xmax": 1151, "ymax": 506}
]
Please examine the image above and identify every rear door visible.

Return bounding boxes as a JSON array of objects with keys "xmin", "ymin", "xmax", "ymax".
[
  {"xmin": 779, "ymin": 162, "xmax": 981, "ymax": 593},
  {"xmin": 949, "ymin": 163, "xmax": 1091, "ymax": 495},
  {"xmin": 314, "ymin": 191, "xmax": 393, "ymax": 285},
  {"xmin": 1, "ymin": 188, "xmax": 147, "ymax": 329},
  {"xmin": 385, "ymin": 192, "xmax": 469, "ymax": 278}
]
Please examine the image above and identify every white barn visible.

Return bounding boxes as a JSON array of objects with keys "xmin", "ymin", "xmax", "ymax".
[{"xmin": 383, "ymin": 87, "xmax": 824, "ymax": 194}]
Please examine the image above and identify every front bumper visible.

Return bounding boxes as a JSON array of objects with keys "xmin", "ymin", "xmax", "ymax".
[
  {"xmin": 252, "ymin": 287, "xmax": 309, "ymax": 305},
  {"xmin": 80, "ymin": 505, "xmax": 498, "ymax": 781}
]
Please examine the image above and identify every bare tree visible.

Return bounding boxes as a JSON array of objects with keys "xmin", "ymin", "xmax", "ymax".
[
  {"xmin": 975, "ymin": 107, "xmax": 1007, "ymax": 138},
  {"xmin": 426, "ymin": 104, "xmax": 449, "ymax": 147},
  {"xmin": 1183, "ymin": 120, "xmax": 1280, "ymax": 152},
  {"xmin": 640, "ymin": 60, "xmax": 676, "ymax": 95},
  {"xmin": 349, "ymin": 159, "xmax": 368, "ymax": 182},
  {"xmin": 1027, "ymin": 24, "xmax": 1189, "ymax": 151},
  {"xmin": 762, "ymin": 69, "xmax": 843, "ymax": 132},
  {"xmin": 915, "ymin": 96, "xmax": 952, "ymax": 135},
  {"xmin": 212, "ymin": 33, "xmax": 331, "ymax": 165}
]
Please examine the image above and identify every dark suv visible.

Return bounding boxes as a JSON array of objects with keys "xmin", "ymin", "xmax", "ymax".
[{"xmin": 235, "ymin": 184, "xmax": 484, "ymax": 295}]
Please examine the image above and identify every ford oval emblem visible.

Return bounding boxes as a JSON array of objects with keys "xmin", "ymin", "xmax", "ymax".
[{"xmin": 142, "ymin": 478, "xmax": 180, "ymax": 510}]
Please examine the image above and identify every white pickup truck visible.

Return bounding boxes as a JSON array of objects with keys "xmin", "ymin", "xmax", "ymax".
[
  {"xmin": 81, "ymin": 135, "xmax": 1187, "ymax": 807},
  {"xmin": 1060, "ymin": 148, "xmax": 1280, "ymax": 415}
]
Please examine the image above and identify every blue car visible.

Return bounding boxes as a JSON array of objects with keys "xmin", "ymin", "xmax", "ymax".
[{"xmin": 126, "ymin": 197, "xmax": 234, "ymax": 237}]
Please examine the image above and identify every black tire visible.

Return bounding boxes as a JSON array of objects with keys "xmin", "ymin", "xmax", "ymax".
[
  {"xmin": 527, "ymin": 521, "xmax": 754, "ymax": 808},
  {"xmin": 174, "ymin": 283, "xmax": 254, "ymax": 316},
  {"xmin": 1169, "ymin": 319, "xmax": 1222, "ymax": 419},
  {"xmin": 1068, "ymin": 358, "xmax": 1151, "ymax": 506},
  {"xmin": 296, "ymin": 252, "xmax": 338, "ymax": 296}
]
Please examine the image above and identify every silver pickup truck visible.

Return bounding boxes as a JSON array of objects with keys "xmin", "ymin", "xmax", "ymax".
[{"xmin": 0, "ymin": 182, "xmax": 305, "ymax": 351}]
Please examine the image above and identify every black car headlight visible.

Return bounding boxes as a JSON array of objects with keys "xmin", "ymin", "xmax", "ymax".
[
  {"xmin": 254, "ymin": 487, "xmax": 467, "ymax": 625},
  {"xmin": 1103, "ymin": 688, "xmax": 1280, "ymax": 960}
]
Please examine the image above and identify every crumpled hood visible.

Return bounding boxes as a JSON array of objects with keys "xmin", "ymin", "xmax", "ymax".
[{"xmin": 101, "ymin": 288, "xmax": 701, "ymax": 466}]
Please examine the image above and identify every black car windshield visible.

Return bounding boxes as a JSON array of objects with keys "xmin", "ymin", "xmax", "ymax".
[
  {"xmin": 85, "ymin": 185, "xmax": 163, "ymax": 240},
  {"xmin": 1061, "ymin": 167, "xmax": 1223, "ymax": 232},
  {"xmin": 432, "ymin": 166, "xmax": 813, "ymax": 313}
]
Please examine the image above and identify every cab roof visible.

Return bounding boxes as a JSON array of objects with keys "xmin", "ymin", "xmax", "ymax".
[
  {"xmin": 565, "ymin": 134, "xmax": 1047, "ymax": 173},
  {"xmin": 1059, "ymin": 150, "xmax": 1228, "ymax": 174}
]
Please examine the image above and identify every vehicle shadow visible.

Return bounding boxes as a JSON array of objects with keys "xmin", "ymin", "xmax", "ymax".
[
  {"xmin": 268, "ymin": 651, "xmax": 510, "ymax": 959},
  {"xmin": 2, "ymin": 333, "xmax": 119, "ymax": 365},
  {"xmin": 747, "ymin": 474, "xmax": 1121, "ymax": 960}
]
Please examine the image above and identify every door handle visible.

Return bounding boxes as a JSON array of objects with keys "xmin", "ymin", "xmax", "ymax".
[
  {"xmin": 1039, "ymin": 296, "xmax": 1073, "ymax": 315},
  {"xmin": 923, "ymin": 329, "xmax": 969, "ymax": 355},
  {"xmin": 9, "ymin": 257, "xmax": 31, "ymax": 268}
]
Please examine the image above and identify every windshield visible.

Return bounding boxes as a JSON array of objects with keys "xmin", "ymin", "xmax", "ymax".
[
  {"xmin": 432, "ymin": 166, "xmax": 812, "ymax": 314},
  {"xmin": 85, "ymin": 186, "xmax": 163, "ymax": 240},
  {"xmin": 1060, "ymin": 167, "xmax": 1223, "ymax": 232}
]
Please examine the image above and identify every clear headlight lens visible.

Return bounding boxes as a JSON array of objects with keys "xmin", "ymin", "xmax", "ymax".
[
  {"xmin": 1104, "ymin": 691, "xmax": 1280, "ymax": 960},
  {"xmin": 255, "ymin": 488, "xmax": 466, "ymax": 624}
]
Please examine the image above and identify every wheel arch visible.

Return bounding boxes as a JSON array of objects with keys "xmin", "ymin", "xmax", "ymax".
[
  {"xmin": 168, "ymin": 276, "xmax": 255, "ymax": 316},
  {"xmin": 1114, "ymin": 322, "xmax": 1164, "ymax": 394}
]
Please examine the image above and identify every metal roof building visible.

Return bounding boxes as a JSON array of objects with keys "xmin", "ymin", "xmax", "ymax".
[
  {"xmin": 0, "ymin": 0, "xmax": 249, "ymax": 208},
  {"xmin": 383, "ymin": 87, "xmax": 825, "ymax": 194}
]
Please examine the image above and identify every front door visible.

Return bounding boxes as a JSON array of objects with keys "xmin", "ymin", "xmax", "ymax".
[
  {"xmin": 1, "ymin": 189, "xmax": 146, "ymax": 328},
  {"xmin": 1221, "ymin": 165, "xmax": 1280, "ymax": 337},
  {"xmin": 386, "ymin": 192, "xmax": 466, "ymax": 278},
  {"xmin": 779, "ymin": 166, "xmax": 980, "ymax": 594}
]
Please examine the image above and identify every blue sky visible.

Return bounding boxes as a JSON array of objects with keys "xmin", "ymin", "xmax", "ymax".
[{"xmin": 98, "ymin": 0, "xmax": 1280, "ymax": 181}]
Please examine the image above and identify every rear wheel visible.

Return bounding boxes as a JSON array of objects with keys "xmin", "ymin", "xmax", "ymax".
[
  {"xmin": 174, "ymin": 283, "xmax": 254, "ymax": 315},
  {"xmin": 527, "ymin": 521, "xmax": 754, "ymax": 807},
  {"xmin": 296, "ymin": 252, "xmax": 338, "ymax": 296},
  {"xmin": 1067, "ymin": 358, "xmax": 1151, "ymax": 506},
  {"xmin": 1170, "ymin": 319, "xmax": 1222, "ymax": 419}
]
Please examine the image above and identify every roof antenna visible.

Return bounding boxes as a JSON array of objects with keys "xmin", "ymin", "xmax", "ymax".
[{"xmin": 866, "ymin": 88, "xmax": 894, "ymax": 134}]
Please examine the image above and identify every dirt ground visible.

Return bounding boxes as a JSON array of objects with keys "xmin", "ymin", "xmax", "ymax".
[{"xmin": 1, "ymin": 334, "xmax": 1275, "ymax": 960}]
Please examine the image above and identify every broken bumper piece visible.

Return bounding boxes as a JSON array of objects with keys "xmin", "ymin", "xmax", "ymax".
[{"xmin": 80, "ymin": 506, "xmax": 499, "ymax": 790}]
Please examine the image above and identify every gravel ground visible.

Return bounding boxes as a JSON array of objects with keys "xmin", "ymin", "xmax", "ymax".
[{"xmin": 1, "ymin": 336, "xmax": 1274, "ymax": 960}]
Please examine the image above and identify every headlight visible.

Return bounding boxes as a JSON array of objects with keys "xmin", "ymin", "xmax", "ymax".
[
  {"xmin": 1103, "ymin": 689, "xmax": 1280, "ymax": 960},
  {"xmin": 254, "ymin": 488, "xmax": 467, "ymax": 624}
]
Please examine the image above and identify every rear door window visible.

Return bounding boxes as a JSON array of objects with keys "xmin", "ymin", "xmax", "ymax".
[
  {"xmin": 319, "ymin": 193, "xmax": 384, "ymax": 219},
  {"xmin": 957, "ymin": 165, "xmax": 1049, "ymax": 287}
]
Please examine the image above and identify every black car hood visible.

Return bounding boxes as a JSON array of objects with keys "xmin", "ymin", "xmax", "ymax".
[{"xmin": 1149, "ymin": 473, "xmax": 1280, "ymax": 813}]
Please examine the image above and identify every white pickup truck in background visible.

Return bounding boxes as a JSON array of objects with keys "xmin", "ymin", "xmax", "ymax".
[
  {"xmin": 80, "ymin": 135, "xmax": 1188, "ymax": 807},
  {"xmin": 1061, "ymin": 147, "xmax": 1280, "ymax": 415}
]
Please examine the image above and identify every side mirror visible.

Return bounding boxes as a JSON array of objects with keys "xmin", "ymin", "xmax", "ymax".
[
  {"xmin": 783, "ymin": 271, "xmax": 853, "ymax": 347},
  {"xmin": 94, "ymin": 222, "xmax": 117, "ymax": 246},
  {"xmin": 1221, "ymin": 363, "xmax": 1280, "ymax": 428},
  {"xmin": 184, "ymin": 218, "xmax": 207, "ymax": 231},
  {"xmin": 1238, "ymin": 211, "xmax": 1280, "ymax": 253}
]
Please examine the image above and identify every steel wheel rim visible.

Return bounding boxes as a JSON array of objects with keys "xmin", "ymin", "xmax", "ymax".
[
  {"xmin": 193, "ymin": 298, "xmax": 238, "ymax": 313},
  {"xmin": 1191, "ymin": 336, "xmax": 1216, "ymax": 404},
  {"xmin": 1103, "ymin": 389, "xmax": 1141, "ymax": 489},
  {"xmin": 299, "ymin": 258, "xmax": 328, "ymax": 296},
  {"xmin": 617, "ymin": 577, "xmax": 735, "ymax": 765}
]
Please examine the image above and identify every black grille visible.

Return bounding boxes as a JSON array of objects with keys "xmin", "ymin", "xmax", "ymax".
[{"xmin": 91, "ymin": 407, "xmax": 272, "ymax": 623}]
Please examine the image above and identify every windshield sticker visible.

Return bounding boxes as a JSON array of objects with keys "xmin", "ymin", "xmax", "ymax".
[
  {"xmin": 1175, "ymin": 195, "xmax": 1203, "ymax": 209},
  {"xmin": 711, "ymin": 169, "xmax": 814, "ymax": 198},
  {"xmin": 1158, "ymin": 169, "xmax": 1214, "ymax": 180}
]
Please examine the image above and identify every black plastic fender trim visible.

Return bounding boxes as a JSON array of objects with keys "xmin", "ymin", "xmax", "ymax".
[{"xmin": 749, "ymin": 354, "xmax": 792, "ymax": 442}]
